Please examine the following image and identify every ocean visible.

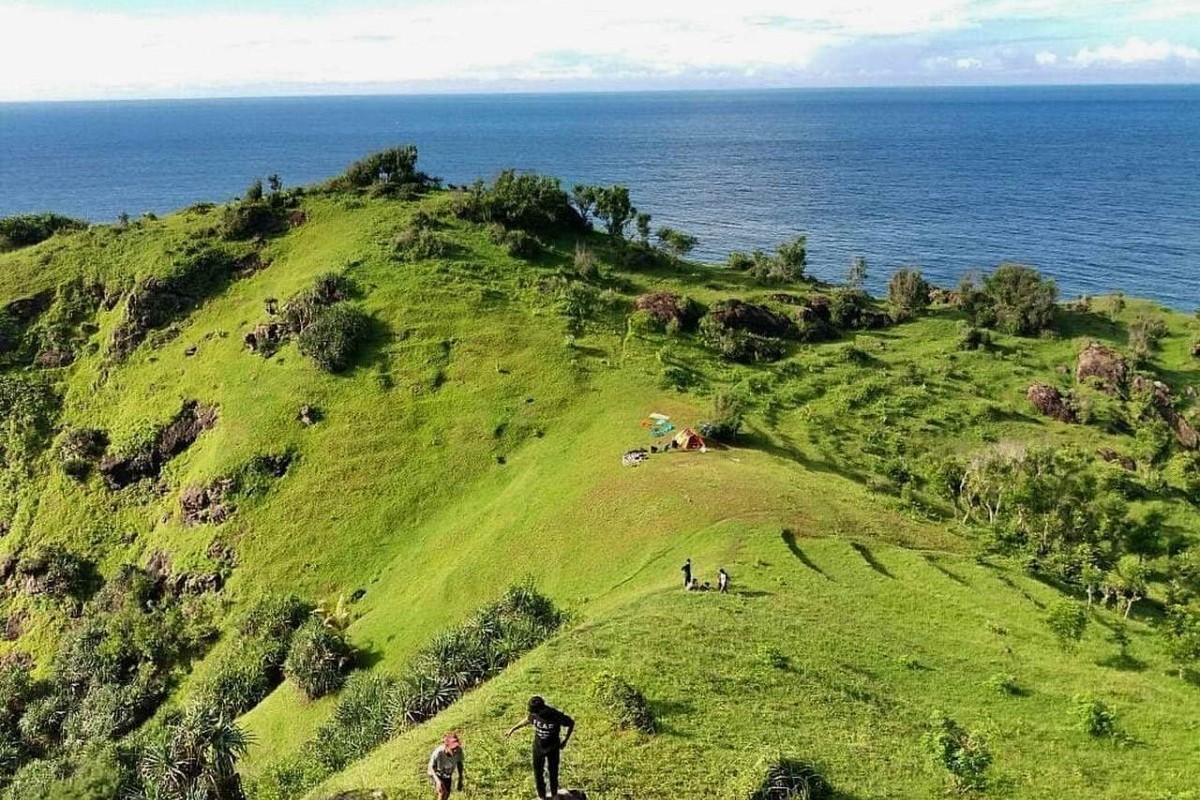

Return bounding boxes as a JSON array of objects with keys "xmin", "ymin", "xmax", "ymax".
[{"xmin": 1, "ymin": 86, "xmax": 1197, "ymax": 308}]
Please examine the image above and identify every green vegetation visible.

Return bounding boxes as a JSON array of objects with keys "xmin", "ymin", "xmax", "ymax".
[{"xmin": 0, "ymin": 145, "xmax": 1196, "ymax": 798}]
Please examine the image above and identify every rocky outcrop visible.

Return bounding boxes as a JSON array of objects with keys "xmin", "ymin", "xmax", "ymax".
[
  {"xmin": 633, "ymin": 291, "xmax": 703, "ymax": 330},
  {"xmin": 710, "ymin": 299, "xmax": 796, "ymax": 338},
  {"xmin": 1132, "ymin": 376, "xmax": 1199, "ymax": 449},
  {"xmin": 180, "ymin": 478, "xmax": 236, "ymax": 525},
  {"xmin": 1076, "ymin": 342, "xmax": 1128, "ymax": 395},
  {"xmin": 1028, "ymin": 383, "xmax": 1077, "ymax": 423},
  {"xmin": 100, "ymin": 401, "xmax": 218, "ymax": 489}
]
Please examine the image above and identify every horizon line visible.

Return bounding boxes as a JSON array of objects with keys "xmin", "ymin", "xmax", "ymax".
[{"xmin": 3, "ymin": 79, "xmax": 1198, "ymax": 107}]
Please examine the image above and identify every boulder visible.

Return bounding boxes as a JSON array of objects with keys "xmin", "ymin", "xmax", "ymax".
[
  {"xmin": 1027, "ymin": 383, "xmax": 1076, "ymax": 423},
  {"xmin": 710, "ymin": 299, "xmax": 796, "ymax": 338},
  {"xmin": 1076, "ymin": 342, "xmax": 1127, "ymax": 395},
  {"xmin": 1131, "ymin": 376, "xmax": 1199, "ymax": 449},
  {"xmin": 34, "ymin": 348, "xmax": 73, "ymax": 368},
  {"xmin": 298, "ymin": 405, "xmax": 322, "ymax": 426}
]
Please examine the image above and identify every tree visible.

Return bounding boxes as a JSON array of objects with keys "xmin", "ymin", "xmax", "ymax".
[
  {"xmin": 1046, "ymin": 599, "xmax": 1089, "ymax": 651},
  {"xmin": 569, "ymin": 184, "xmax": 598, "ymax": 225},
  {"xmin": 924, "ymin": 714, "xmax": 991, "ymax": 792},
  {"xmin": 981, "ymin": 263, "xmax": 1058, "ymax": 335},
  {"xmin": 887, "ymin": 267, "xmax": 930, "ymax": 321},
  {"xmin": 635, "ymin": 212, "xmax": 652, "ymax": 245},
  {"xmin": 655, "ymin": 227, "xmax": 697, "ymax": 264},
  {"xmin": 846, "ymin": 256, "xmax": 868, "ymax": 290},
  {"xmin": 1162, "ymin": 607, "xmax": 1200, "ymax": 679},
  {"xmin": 244, "ymin": 179, "xmax": 264, "ymax": 203},
  {"xmin": 593, "ymin": 185, "xmax": 636, "ymax": 239},
  {"xmin": 775, "ymin": 235, "xmax": 807, "ymax": 277},
  {"xmin": 267, "ymin": 174, "xmax": 283, "ymax": 194}
]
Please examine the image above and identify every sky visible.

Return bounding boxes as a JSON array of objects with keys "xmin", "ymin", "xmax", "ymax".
[{"xmin": 0, "ymin": 0, "xmax": 1198, "ymax": 101}]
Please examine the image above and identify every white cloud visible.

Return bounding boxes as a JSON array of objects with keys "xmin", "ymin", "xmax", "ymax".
[
  {"xmin": 955, "ymin": 57, "xmax": 983, "ymax": 69},
  {"xmin": 1035, "ymin": 50, "xmax": 1058, "ymax": 65},
  {"xmin": 0, "ymin": 0, "xmax": 983, "ymax": 100},
  {"xmin": 1070, "ymin": 37, "xmax": 1200, "ymax": 67}
]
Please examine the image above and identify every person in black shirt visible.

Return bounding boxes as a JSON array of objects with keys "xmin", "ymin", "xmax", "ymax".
[
  {"xmin": 681, "ymin": 558, "xmax": 692, "ymax": 588},
  {"xmin": 506, "ymin": 695, "xmax": 575, "ymax": 799}
]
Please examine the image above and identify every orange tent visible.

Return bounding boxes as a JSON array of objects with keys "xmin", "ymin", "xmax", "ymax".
[{"xmin": 673, "ymin": 428, "xmax": 706, "ymax": 451}]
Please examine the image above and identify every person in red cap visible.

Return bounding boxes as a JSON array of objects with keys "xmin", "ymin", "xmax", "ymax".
[{"xmin": 427, "ymin": 732, "xmax": 465, "ymax": 799}]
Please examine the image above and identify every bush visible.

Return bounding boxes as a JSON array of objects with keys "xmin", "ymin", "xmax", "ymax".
[
  {"xmin": 219, "ymin": 200, "xmax": 286, "ymax": 240},
  {"xmin": 633, "ymin": 291, "xmax": 703, "ymax": 331},
  {"xmin": 394, "ymin": 225, "xmax": 453, "ymax": 260},
  {"xmin": 1128, "ymin": 315, "xmax": 1169, "ymax": 361},
  {"xmin": 699, "ymin": 316, "xmax": 785, "ymax": 364},
  {"xmin": 0, "ymin": 214, "xmax": 86, "ymax": 251},
  {"xmin": 704, "ymin": 392, "xmax": 745, "ymax": 443},
  {"xmin": 284, "ymin": 619, "xmax": 353, "ymax": 700},
  {"xmin": 197, "ymin": 640, "xmax": 282, "ymax": 717},
  {"xmin": 980, "ymin": 263, "xmax": 1059, "ymax": 335},
  {"xmin": 987, "ymin": 673, "xmax": 1021, "ymax": 695},
  {"xmin": 887, "ymin": 268, "xmax": 930, "ymax": 321},
  {"xmin": 956, "ymin": 322, "xmax": 992, "ymax": 351},
  {"xmin": 454, "ymin": 172, "xmax": 580, "ymax": 234},
  {"xmin": 309, "ymin": 672, "xmax": 399, "ymax": 772},
  {"xmin": 828, "ymin": 289, "xmax": 870, "ymax": 330},
  {"xmin": 1073, "ymin": 694, "xmax": 1118, "ymax": 738},
  {"xmin": 331, "ymin": 145, "xmax": 437, "ymax": 195},
  {"xmin": 741, "ymin": 756, "xmax": 831, "ymax": 800},
  {"xmin": 1046, "ymin": 600, "xmax": 1089, "ymax": 652},
  {"xmin": 924, "ymin": 714, "xmax": 991, "ymax": 792},
  {"xmin": 590, "ymin": 672, "xmax": 655, "ymax": 733},
  {"xmin": 297, "ymin": 305, "xmax": 371, "ymax": 373},
  {"xmin": 57, "ymin": 428, "xmax": 108, "ymax": 481}
]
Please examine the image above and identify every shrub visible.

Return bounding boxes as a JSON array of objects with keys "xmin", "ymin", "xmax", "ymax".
[
  {"xmin": 57, "ymin": 428, "xmax": 108, "ymax": 481},
  {"xmin": 219, "ymin": 200, "xmax": 286, "ymax": 240},
  {"xmin": 699, "ymin": 316, "xmax": 785, "ymax": 364},
  {"xmin": 13, "ymin": 545, "xmax": 93, "ymax": 600},
  {"xmin": 574, "ymin": 242, "xmax": 599, "ymax": 279},
  {"xmin": 924, "ymin": 714, "xmax": 991, "ymax": 792},
  {"xmin": 758, "ymin": 646, "xmax": 790, "ymax": 670},
  {"xmin": 197, "ymin": 640, "xmax": 282, "ymax": 717},
  {"xmin": 704, "ymin": 392, "xmax": 745, "ymax": 443},
  {"xmin": 981, "ymin": 263, "xmax": 1058, "ymax": 335},
  {"xmin": 0, "ymin": 214, "xmax": 86, "ymax": 251},
  {"xmin": 828, "ymin": 289, "xmax": 871, "ymax": 330},
  {"xmin": 1073, "ymin": 694, "xmax": 1118, "ymax": 738},
  {"xmin": 987, "ymin": 673, "xmax": 1021, "ymax": 695},
  {"xmin": 498, "ymin": 228, "xmax": 540, "ymax": 259},
  {"xmin": 590, "ymin": 672, "xmax": 655, "ymax": 733},
  {"xmin": 455, "ymin": 172, "xmax": 579, "ymax": 234},
  {"xmin": 1161, "ymin": 607, "xmax": 1200, "ymax": 679},
  {"xmin": 394, "ymin": 226, "xmax": 453, "ymax": 260},
  {"xmin": 1128, "ymin": 315, "xmax": 1169, "ymax": 361},
  {"xmin": 655, "ymin": 227, "xmax": 698, "ymax": 264},
  {"xmin": 956, "ymin": 322, "xmax": 992, "ymax": 351},
  {"xmin": 741, "ymin": 756, "xmax": 831, "ymax": 800},
  {"xmin": 887, "ymin": 268, "xmax": 931, "ymax": 321},
  {"xmin": 1046, "ymin": 600, "xmax": 1089, "ymax": 652},
  {"xmin": 297, "ymin": 304, "xmax": 371, "ymax": 373},
  {"xmin": 284, "ymin": 619, "xmax": 353, "ymax": 700},
  {"xmin": 309, "ymin": 672, "xmax": 399, "ymax": 772},
  {"xmin": 331, "ymin": 145, "xmax": 437, "ymax": 195}
]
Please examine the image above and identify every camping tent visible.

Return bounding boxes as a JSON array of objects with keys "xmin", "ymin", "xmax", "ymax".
[{"xmin": 673, "ymin": 428, "xmax": 706, "ymax": 451}]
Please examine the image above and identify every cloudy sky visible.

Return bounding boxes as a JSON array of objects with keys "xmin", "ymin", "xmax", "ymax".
[{"xmin": 1, "ymin": 0, "xmax": 1197, "ymax": 101}]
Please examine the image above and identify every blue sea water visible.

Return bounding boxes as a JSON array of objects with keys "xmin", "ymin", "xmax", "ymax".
[{"xmin": 1, "ymin": 86, "xmax": 1197, "ymax": 308}]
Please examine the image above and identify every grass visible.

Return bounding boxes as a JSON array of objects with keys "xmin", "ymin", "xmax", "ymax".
[{"xmin": 0, "ymin": 181, "xmax": 1198, "ymax": 798}]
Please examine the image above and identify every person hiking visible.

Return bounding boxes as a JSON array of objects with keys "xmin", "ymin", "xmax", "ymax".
[
  {"xmin": 427, "ymin": 733, "xmax": 464, "ymax": 799},
  {"xmin": 506, "ymin": 695, "xmax": 575, "ymax": 799},
  {"xmin": 681, "ymin": 558, "xmax": 692, "ymax": 588},
  {"xmin": 718, "ymin": 568, "xmax": 729, "ymax": 593}
]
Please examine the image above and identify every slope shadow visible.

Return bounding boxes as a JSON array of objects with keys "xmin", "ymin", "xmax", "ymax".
[
  {"xmin": 850, "ymin": 542, "xmax": 894, "ymax": 579},
  {"xmin": 781, "ymin": 529, "xmax": 832, "ymax": 580},
  {"xmin": 922, "ymin": 553, "xmax": 969, "ymax": 586}
]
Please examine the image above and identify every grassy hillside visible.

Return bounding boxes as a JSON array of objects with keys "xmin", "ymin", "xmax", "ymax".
[{"xmin": 0, "ymin": 152, "xmax": 1197, "ymax": 800}]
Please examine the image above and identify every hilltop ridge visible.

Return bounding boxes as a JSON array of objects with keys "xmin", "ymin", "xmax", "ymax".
[{"xmin": 0, "ymin": 148, "xmax": 1198, "ymax": 799}]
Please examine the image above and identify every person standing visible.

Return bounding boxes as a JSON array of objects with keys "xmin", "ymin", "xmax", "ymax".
[
  {"xmin": 506, "ymin": 695, "xmax": 575, "ymax": 799},
  {"xmin": 427, "ymin": 733, "xmax": 464, "ymax": 799},
  {"xmin": 681, "ymin": 558, "xmax": 692, "ymax": 588},
  {"xmin": 718, "ymin": 568, "xmax": 730, "ymax": 594}
]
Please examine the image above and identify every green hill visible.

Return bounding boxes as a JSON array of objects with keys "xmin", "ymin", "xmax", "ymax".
[{"xmin": 0, "ymin": 150, "xmax": 1197, "ymax": 800}]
